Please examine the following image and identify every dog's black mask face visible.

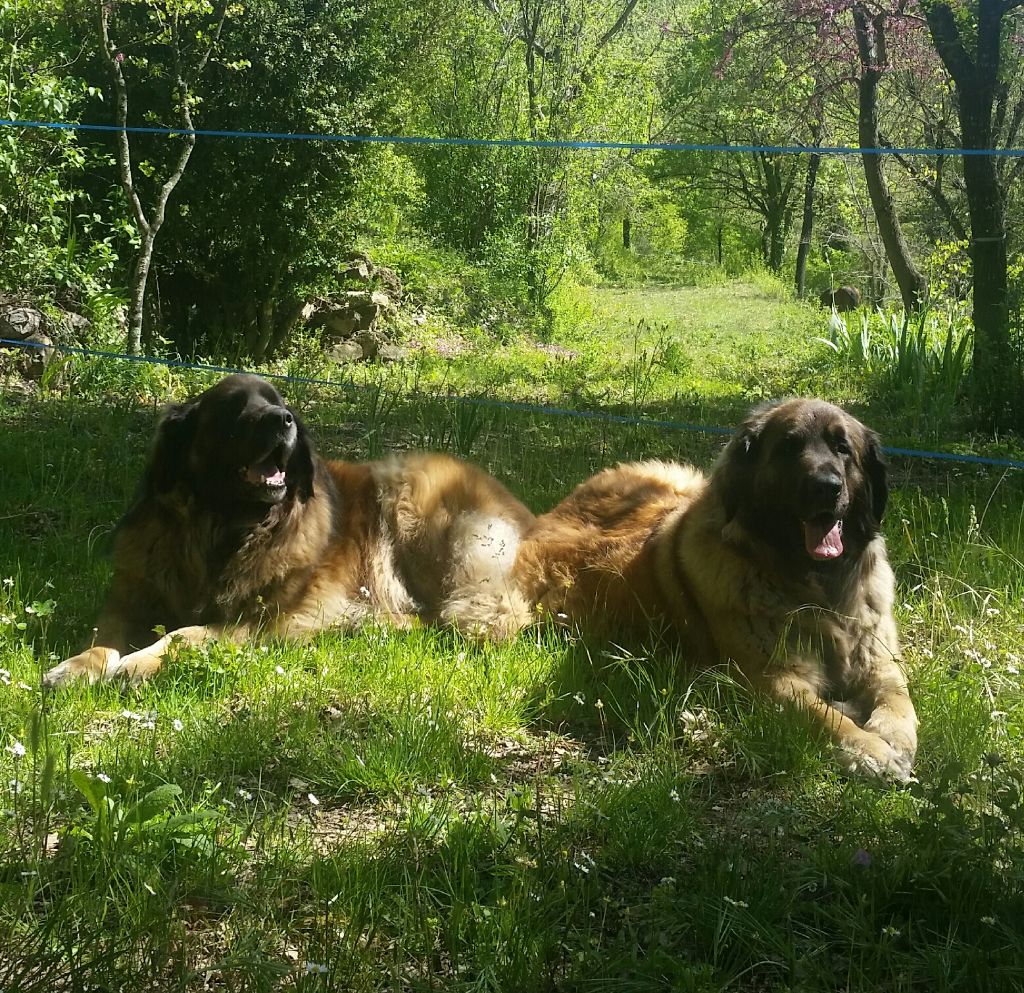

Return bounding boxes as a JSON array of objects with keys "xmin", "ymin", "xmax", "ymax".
[
  {"xmin": 716, "ymin": 399, "xmax": 888, "ymax": 562},
  {"xmin": 148, "ymin": 374, "xmax": 316, "ymax": 507}
]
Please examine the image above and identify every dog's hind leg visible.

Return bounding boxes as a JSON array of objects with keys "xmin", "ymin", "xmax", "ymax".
[{"xmin": 440, "ymin": 512, "xmax": 533, "ymax": 639}]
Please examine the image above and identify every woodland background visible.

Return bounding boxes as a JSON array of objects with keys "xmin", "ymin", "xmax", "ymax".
[{"xmin": 1, "ymin": 0, "xmax": 1023, "ymax": 425}]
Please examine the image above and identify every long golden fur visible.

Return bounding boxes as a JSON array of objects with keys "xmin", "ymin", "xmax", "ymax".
[
  {"xmin": 44, "ymin": 374, "xmax": 534, "ymax": 686},
  {"xmin": 502, "ymin": 399, "xmax": 917, "ymax": 781}
]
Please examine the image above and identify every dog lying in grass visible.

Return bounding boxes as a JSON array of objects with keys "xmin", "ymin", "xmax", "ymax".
[
  {"xmin": 500, "ymin": 398, "xmax": 917, "ymax": 782},
  {"xmin": 44, "ymin": 373, "xmax": 534, "ymax": 686}
]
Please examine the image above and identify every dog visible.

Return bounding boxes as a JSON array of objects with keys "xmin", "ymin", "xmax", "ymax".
[
  {"xmin": 504, "ymin": 399, "xmax": 917, "ymax": 781},
  {"xmin": 43, "ymin": 374, "xmax": 535, "ymax": 685}
]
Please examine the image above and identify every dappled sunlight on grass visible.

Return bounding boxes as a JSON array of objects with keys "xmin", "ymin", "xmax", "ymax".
[{"xmin": 2, "ymin": 291, "xmax": 1024, "ymax": 990}]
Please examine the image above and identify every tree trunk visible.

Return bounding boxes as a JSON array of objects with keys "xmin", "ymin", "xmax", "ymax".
[
  {"xmin": 852, "ymin": 4, "xmax": 927, "ymax": 311},
  {"xmin": 795, "ymin": 119, "xmax": 823, "ymax": 299},
  {"xmin": 622, "ymin": 213, "xmax": 631, "ymax": 250},
  {"xmin": 97, "ymin": 4, "xmax": 226, "ymax": 354},
  {"xmin": 794, "ymin": 152, "xmax": 820, "ymax": 299},
  {"xmin": 267, "ymin": 298, "xmax": 310, "ymax": 359},
  {"xmin": 126, "ymin": 232, "xmax": 156, "ymax": 356},
  {"xmin": 924, "ymin": 0, "xmax": 1021, "ymax": 428}
]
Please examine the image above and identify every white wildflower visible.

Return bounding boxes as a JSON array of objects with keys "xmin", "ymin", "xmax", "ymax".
[{"xmin": 7, "ymin": 740, "xmax": 26, "ymax": 759}]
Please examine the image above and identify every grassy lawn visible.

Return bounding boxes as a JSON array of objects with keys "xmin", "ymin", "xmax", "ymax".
[{"xmin": 2, "ymin": 281, "xmax": 1023, "ymax": 991}]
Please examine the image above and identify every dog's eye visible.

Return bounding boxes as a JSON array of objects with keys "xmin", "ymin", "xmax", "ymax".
[
  {"xmin": 779, "ymin": 435, "xmax": 803, "ymax": 456},
  {"xmin": 835, "ymin": 438, "xmax": 852, "ymax": 456}
]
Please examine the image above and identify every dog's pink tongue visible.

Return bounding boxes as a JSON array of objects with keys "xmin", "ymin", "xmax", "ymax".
[
  {"xmin": 804, "ymin": 520, "xmax": 844, "ymax": 560},
  {"xmin": 245, "ymin": 460, "xmax": 286, "ymax": 486}
]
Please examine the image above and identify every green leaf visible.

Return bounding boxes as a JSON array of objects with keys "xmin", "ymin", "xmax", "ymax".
[
  {"xmin": 123, "ymin": 783, "xmax": 183, "ymax": 828},
  {"xmin": 71, "ymin": 769, "xmax": 107, "ymax": 816}
]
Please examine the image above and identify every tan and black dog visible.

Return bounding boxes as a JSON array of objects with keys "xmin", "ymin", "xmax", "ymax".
[
  {"xmin": 44, "ymin": 374, "xmax": 534, "ymax": 685},
  {"xmin": 499, "ymin": 399, "xmax": 917, "ymax": 781}
]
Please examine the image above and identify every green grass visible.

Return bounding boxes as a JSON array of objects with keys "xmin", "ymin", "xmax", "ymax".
[{"xmin": 2, "ymin": 280, "xmax": 1024, "ymax": 991}]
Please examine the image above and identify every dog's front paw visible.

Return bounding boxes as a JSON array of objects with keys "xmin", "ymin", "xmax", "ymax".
[
  {"xmin": 863, "ymin": 712, "xmax": 918, "ymax": 770},
  {"xmin": 836, "ymin": 732, "xmax": 914, "ymax": 784},
  {"xmin": 105, "ymin": 648, "xmax": 165, "ymax": 684},
  {"xmin": 43, "ymin": 647, "xmax": 121, "ymax": 688}
]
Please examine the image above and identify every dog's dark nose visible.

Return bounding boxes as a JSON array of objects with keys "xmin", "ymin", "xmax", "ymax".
[
  {"xmin": 810, "ymin": 470, "xmax": 843, "ymax": 501},
  {"xmin": 264, "ymin": 406, "xmax": 293, "ymax": 431}
]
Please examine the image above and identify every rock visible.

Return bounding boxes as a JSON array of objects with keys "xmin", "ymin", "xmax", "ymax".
[
  {"xmin": 0, "ymin": 306, "xmax": 45, "ymax": 340},
  {"xmin": 0, "ymin": 306, "xmax": 54, "ymax": 379},
  {"xmin": 59, "ymin": 311, "xmax": 91, "ymax": 337},
  {"xmin": 321, "ymin": 313, "xmax": 359, "ymax": 340},
  {"xmin": 340, "ymin": 255, "xmax": 373, "ymax": 282},
  {"xmin": 819, "ymin": 286, "xmax": 861, "ymax": 312},
  {"xmin": 355, "ymin": 329, "xmax": 381, "ymax": 360},
  {"xmin": 327, "ymin": 340, "xmax": 364, "ymax": 364},
  {"xmin": 378, "ymin": 343, "xmax": 409, "ymax": 363}
]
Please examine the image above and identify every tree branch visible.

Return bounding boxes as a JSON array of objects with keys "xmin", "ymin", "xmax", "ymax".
[
  {"xmin": 593, "ymin": 0, "xmax": 640, "ymax": 54},
  {"xmin": 478, "ymin": 0, "xmax": 560, "ymax": 62},
  {"xmin": 98, "ymin": 2, "xmax": 149, "ymax": 237},
  {"xmin": 879, "ymin": 134, "xmax": 969, "ymax": 240},
  {"xmin": 923, "ymin": 3, "xmax": 977, "ymax": 89}
]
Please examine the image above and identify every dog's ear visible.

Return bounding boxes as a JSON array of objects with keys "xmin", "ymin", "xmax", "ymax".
[
  {"xmin": 715, "ymin": 402, "xmax": 776, "ymax": 520},
  {"xmin": 861, "ymin": 429, "xmax": 889, "ymax": 525},
  {"xmin": 145, "ymin": 401, "xmax": 198, "ymax": 494},
  {"xmin": 286, "ymin": 411, "xmax": 317, "ymax": 502}
]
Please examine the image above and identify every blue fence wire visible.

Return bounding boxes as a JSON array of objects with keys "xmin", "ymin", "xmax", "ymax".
[
  {"xmin": 2, "ymin": 337, "xmax": 1022, "ymax": 471},
  {"xmin": 2, "ymin": 116, "xmax": 1021, "ymax": 470},
  {"xmin": 2, "ymin": 118, "xmax": 1024, "ymax": 157}
]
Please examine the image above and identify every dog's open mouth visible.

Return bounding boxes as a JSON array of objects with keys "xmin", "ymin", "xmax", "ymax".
[
  {"xmin": 803, "ymin": 516, "xmax": 844, "ymax": 561},
  {"xmin": 241, "ymin": 444, "xmax": 289, "ymax": 491}
]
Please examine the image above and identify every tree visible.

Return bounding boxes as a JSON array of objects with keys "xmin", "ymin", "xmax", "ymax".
[
  {"xmin": 922, "ymin": 0, "xmax": 1024, "ymax": 426},
  {"xmin": 851, "ymin": 2, "xmax": 928, "ymax": 309},
  {"xmin": 659, "ymin": 5, "xmax": 822, "ymax": 275},
  {"xmin": 794, "ymin": 116, "xmax": 823, "ymax": 298},
  {"xmin": 468, "ymin": 0, "xmax": 648, "ymax": 310},
  {"xmin": 94, "ymin": 0, "xmax": 229, "ymax": 354},
  {"xmin": 155, "ymin": 0, "xmax": 409, "ymax": 360},
  {"xmin": 0, "ymin": 4, "xmax": 122, "ymax": 296}
]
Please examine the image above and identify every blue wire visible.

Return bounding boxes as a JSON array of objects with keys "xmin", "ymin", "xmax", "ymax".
[
  {"xmin": 2, "ymin": 337, "xmax": 1021, "ymax": 470},
  {"xmin": 2, "ymin": 117, "xmax": 1023, "ymax": 157}
]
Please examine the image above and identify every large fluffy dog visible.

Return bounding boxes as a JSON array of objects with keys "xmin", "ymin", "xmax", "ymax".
[
  {"xmin": 506, "ymin": 399, "xmax": 917, "ymax": 781},
  {"xmin": 44, "ymin": 374, "xmax": 534, "ymax": 686}
]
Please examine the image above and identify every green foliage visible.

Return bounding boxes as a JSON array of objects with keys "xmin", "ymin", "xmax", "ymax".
[
  {"xmin": 70, "ymin": 770, "xmax": 224, "ymax": 881},
  {"xmin": 817, "ymin": 302, "xmax": 973, "ymax": 428},
  {"xmin": 0, "ymin": 6, "xmax": 127, "ymax": 299}
]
